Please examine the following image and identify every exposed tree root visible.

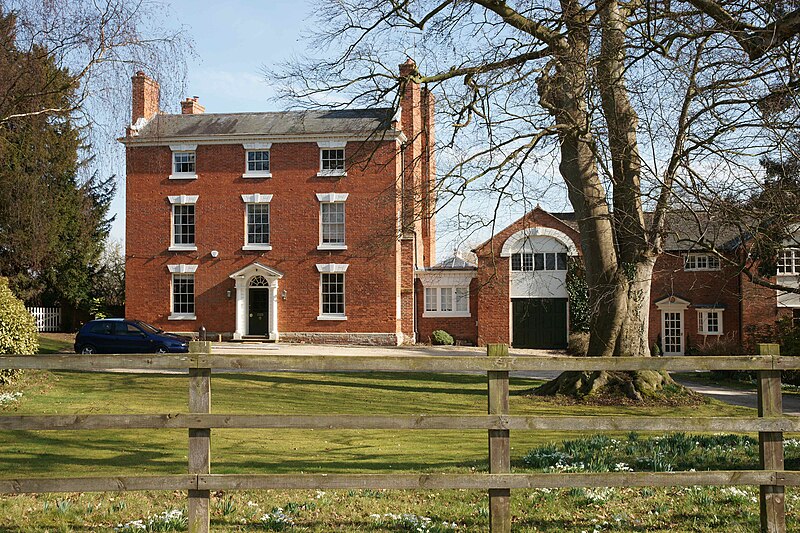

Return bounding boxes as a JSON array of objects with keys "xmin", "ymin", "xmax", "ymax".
[{"xmin": 533, "ymin": 370, "xmax": 681, "ymax": 402}]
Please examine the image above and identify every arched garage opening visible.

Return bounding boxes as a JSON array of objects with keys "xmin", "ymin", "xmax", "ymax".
[{"xmin": 500, "ymin": 227, "xmax": 578, "ymax": 349}]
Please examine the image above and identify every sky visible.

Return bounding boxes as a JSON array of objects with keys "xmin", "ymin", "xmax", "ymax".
[
  {"xmin": 108, "ymin": 0, "xmax": 312, "ymax": 245},
  {"xmin": 107, "ymin": 0, "xmax": 573, "ymax": 259}
]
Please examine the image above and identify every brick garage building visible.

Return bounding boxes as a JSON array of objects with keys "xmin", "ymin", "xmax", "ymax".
[
  {"xmin": 122, "ymin": 60, "xmax": 437, "ymax": 344},
  {"xmin": 453, "ymin": 207, "xmax": 800, "ymax": 353}
]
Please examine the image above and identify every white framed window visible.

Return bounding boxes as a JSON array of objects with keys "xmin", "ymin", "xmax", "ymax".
[
  {"xmin": 169, "ymin": 144, "xmax": 198, "ymax": 180},
  {"xmin": 316, "ymin": 263, "xmax": 348, "ymax": 320},
  {"xmin": 511, "ymin": 252, "xmax": 567, "ymax": 272},
  {"xmin": 167, "ymin": 264, "xmax": 198, "ymax": 320},
  {"xmin": 778, "ymin": 248, "xmax": 800, "ymax": 275},
  {"xmin": 424, "ymin": 287, "xmax": 437, "ymax": 312},
  {"xmin": 684, "ymin": 253, "xmax": 721, "ymax": 271},
  {"xmin": 241, "ymin": 194, "xmax": 273, "ymax": 251},
  {"xmin": 697, "ymin": 309, "xmax": 724, "ymax": 335},
  {"xmin": 168, "ymin": 195, "xmax": 198, "ymax": 251},
  {"xmin": 243, "ymin": 142, "xmax": 272, "ymax": 178},
  {"xmin": 317, "ymin": 141, "xmax": 347, "ymax": 177},
  {"xmin": 316, "ymin": 193, "xmax": 348, "ymax": 250},
  {"xmin": 423, "ymin": 286, "xmax": 470, "ymax": 317}
]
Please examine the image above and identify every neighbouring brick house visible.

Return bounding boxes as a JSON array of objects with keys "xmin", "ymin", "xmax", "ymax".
[
  {"xmin": 434, "ymin": 206, "xmax": 799, "ymax": 353},
  {"xmin": 122, "ymin": 60, "xmax": 437, "ymax": 344}
]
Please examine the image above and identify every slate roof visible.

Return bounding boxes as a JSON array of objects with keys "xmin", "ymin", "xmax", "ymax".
[
  {"xmin": 549, "ymin": 211, "xmax": 745, "ymax": 252},
  {"xmin": 129, "ymin": 108, "xmax": 396, "ymax": 141},
  {"xmin": 424, "ymin": 256, "xmax": 478, "ymax": 270}
]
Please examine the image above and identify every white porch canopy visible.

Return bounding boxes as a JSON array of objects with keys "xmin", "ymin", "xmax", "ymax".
[{"xmin": 229, "ymin": 262, "xmax": 284, "ymax": 340}]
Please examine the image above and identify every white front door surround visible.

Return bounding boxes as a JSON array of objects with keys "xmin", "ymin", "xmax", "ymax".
[
  {"xmin": 655, "ymin": 296, "xmax": 690, "ymax": 356},
  {"xmin": 229, "ymin": 262, "xmax": 284, "ymax": 340}
]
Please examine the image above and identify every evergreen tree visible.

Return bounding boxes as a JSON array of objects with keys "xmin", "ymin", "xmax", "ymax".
[{"xmin": 0, "ymin": 11, "xmax": 115, "ymax": 308}]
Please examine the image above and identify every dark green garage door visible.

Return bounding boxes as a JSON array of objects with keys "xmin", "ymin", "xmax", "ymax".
[{"xmin": 512, "ymin": 298, "xmax": 568, "ymax": 349}]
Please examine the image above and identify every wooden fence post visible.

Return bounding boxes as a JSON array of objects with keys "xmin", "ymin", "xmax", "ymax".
[
  {"xmin": 189, "ymin": 341, "xmax": 212, "ymax": 533},
  {"xmin": 487, "ymin": 343, "xmax": 511, "ymax": 533},
  {"xmin": 757, "ymin": 343, "xmax": 785, "ymax": 533}
]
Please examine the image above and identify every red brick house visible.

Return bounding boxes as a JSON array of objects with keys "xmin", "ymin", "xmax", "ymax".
[
  {"xmin": 122, "ymin": 60, "xmax": 437, "ymax": 344},
  {"xmin": 452, "ymin": 207, "xmax": 800, "ymax": 353},
  {"xmin": 122, "ymin": 64, "xmax": 798, "ymax": 350}
]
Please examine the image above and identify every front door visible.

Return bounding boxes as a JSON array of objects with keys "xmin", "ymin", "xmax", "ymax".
[
  {"xmin": 512, "ymin": 298, "xmax": 568, "ymax": 349},
  {"xmin": 662, "ymin": 311, "xmax": 683, "ymax": 355},
  {"xmin": 248, "ymin": 288, "xmax": 269, "ymax": 336}
]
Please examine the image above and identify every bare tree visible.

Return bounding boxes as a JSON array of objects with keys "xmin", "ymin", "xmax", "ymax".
[
  {"xmin": 0, "ymin": 0, "xmax": 192, "ymax": 136},
  {"xmin": 273, "ymin": 0, "xmax": 800, "ymax": 398}
]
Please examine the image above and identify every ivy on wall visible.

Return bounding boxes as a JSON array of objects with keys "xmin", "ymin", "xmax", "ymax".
[{"xmin": 566, "ymin": 257, "xmax": 589, "ymax": 333}]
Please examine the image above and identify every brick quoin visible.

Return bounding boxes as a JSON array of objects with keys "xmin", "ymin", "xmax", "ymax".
[{"xmin": 124, "ymin": 62, "xmax": 435, "ymax": 345}]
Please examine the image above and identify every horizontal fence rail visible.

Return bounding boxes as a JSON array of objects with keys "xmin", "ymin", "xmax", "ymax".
[
  {"xmin": 2, "ymin": 414, "xmax": 799, "ymax": 432},
  {"xmin": 0, "ymin": 353, "xmax": 790, "ymax": 371},
  {"xmin": 0, "ymin": 471, "xmax": 794, "ymax": 494},
  {"xmin": 1, "ymin": 344, "xmax": 798, "ymax": 532}
]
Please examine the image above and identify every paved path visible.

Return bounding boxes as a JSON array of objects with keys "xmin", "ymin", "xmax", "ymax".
[{"xmin": 674, "ymin": 377, "xmax": 800, "ymax": 416}]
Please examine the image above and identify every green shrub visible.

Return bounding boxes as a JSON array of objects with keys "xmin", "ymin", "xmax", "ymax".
[
  {"xmin": 650, "ymin": 342, "xmax": 661, "ymax": 356},
  {"xmin": 566, "ymin": 258, "xmax": 589, "ymax": 332},
  {"xmin": 699, "ymin": 336, "xmax": 749, "ymax": 382},
  {"xmin": 695, "ymin": 336, "xmax": 741, "ymax": 356},
  {"xmin": 431, "ymin": 330, "xmax": 454, "ymax": 345},
  {"xmin": 0, "ymin": 277, "xmax": 38, "ymax": 384},
  {"xmin": 567, "ymin": 332, "xmax": 589, "ymax": 356}
]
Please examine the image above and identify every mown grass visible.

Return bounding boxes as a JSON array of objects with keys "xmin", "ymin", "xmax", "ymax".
[
  {"xmin": 0, "ymin": 341, "xmax": 796, "ymax": 530},
  {"xmin": 36, "ymin": 334, "xmax": 73, "ymax": 355}
]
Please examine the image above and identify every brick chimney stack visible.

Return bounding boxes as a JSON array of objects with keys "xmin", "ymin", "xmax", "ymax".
[
  {"xmin": 397, "ymin": 58, "xmax": 437, "ymax": 267},
  {"xmin": 181, "ymin": 96, "xmax": 205, "ymax": 115},
  {"xmin": 131, "ymin": 71, "xmax": 159, "ymax": 124}
]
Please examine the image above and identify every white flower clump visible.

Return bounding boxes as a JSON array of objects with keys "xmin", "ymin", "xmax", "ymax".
[
  {"xmin": 115, "ymin": 509, "xmax": 185, "ymax": 532},
  {"xmin": 115, "ymin": 519, "xmax": 145, "ymax": 531},
  {"xmin": 260, "ymin": 508, "xmax": 295, "ymax": 528},
  {"xmin": 549, "ymin": 460, "xmax": 587, "ymax": 473},
  {"xmin": 721, "ymin": 486, "xmax": 757, "ymax": 503},
  {"xmin": 784, "ymin": 439, "xmax": 800, "ymax": 449},
  {"xmin": 0, "ymin": 391, "xmax": 22, "ymax": 405},
  {"xmin": 371, "ymin": 512, "xmax": 458, "ymax": 531},
  {"xmin": 612, "ymin": 462, "xmax": 633, "ymax": 472},
  {"xmin": 584, "ymin": 488, "xmax": 615, "ymax": 504}
]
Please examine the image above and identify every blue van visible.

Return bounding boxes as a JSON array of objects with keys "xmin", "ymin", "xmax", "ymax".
[{"xmin": 74, "ymin": 319, "xmax": 191, "ymax": 354}]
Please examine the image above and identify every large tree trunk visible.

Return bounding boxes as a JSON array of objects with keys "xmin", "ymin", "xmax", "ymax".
[
  {"xmin": 536, "ymin": 257, "xmax": 674, "ymax": 401},
  {"xmin": 533, "ymin": 0, "xmax": 675, "ymax": 400}
]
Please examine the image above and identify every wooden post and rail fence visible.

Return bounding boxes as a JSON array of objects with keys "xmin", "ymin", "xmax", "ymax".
[{"xmin": 0, "ymin": 342, "xmax": 798, "ymax": 532}]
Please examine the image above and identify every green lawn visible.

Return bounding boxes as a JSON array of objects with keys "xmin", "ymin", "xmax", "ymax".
[
  {"xmin": 36, "ymin": 334, "xmax": 73, "ymax": 354},
  {"xmin": 0, "ymin": 349, "xmax": 796, "ymax": 531}
]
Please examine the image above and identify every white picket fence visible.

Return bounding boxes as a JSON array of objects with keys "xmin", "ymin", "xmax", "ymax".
[{"xmin": 27, "ymin": 307, "xmax": 61, "ymax": 332}]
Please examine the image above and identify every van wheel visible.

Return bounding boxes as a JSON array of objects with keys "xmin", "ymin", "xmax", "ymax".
[
  {"xmin": 155, "ymin": 346, "xmax": 169, "ymax": 354},
  {"xmin": 80, "ymin": 345, "xmax": 97, "ymax": 355}
]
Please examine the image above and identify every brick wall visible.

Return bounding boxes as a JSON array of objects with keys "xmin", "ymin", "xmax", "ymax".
[
  {"xmin": 740, "ymin": 271, "xmax": 780, "ymax": 348},
  {"xmin": 649, "ymin": 252, "xmax": 744, "ymax": 351},
  {"xmin": 125, "ymin": 140, "xmax": 405, "ymax": 339},
  {"xmin": 415, "ymin": 278, "xmax": 478, "ymax": 345},
  {"xmin": 475, "ymin": 208, "xmax": 581, "ymax": 346}
]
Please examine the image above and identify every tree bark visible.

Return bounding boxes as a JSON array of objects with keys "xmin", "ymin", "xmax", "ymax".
[{"xmin": 533, "ymin": 0, "xmax": 674, "ymax": 399}]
